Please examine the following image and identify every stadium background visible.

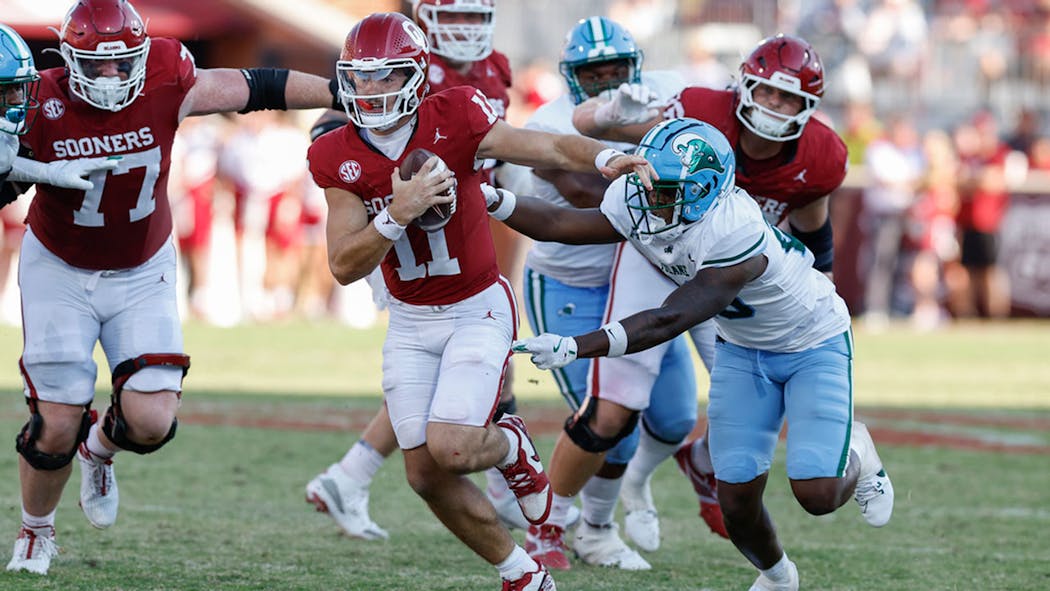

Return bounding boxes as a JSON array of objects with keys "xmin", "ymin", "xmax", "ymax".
[{"xmin": 2, "ymin": 0, "xmax": 1049, "ymax": 323}]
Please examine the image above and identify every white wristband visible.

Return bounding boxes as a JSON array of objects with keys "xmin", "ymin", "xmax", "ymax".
[
  {"xmin": 489, "ymin": 188, "xmax": 517, "ymax": 221},
  {"xmin": 594, "ymin": 148, "xmax": 625, "ymax": 171},
  {"xmin": 600, "ymin": 321, "xmax": 628, "ymax": 357},
  {"xmin": 373, "ymin": 209, "xmax": 406, "ymax": 241}
]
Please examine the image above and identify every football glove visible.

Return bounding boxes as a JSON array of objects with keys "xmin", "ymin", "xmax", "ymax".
[
  {"xmin": 594, "ymin": 83, "xmax": 662, "ymax": 127},
  {"xmin": 512, "ymin": 333, "xmax": 578, "ymax": 370},
  {"xmin": 8, "ymin": 155, "xmax": 121, "ymax": 191}
]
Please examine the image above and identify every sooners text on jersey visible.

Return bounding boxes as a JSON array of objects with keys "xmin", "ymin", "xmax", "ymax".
[
  {"xmin": 22, "ymin": 38, "xmax": 196, "ymax": 270},
  {"xmin": 308, "ymin": 86, "xmax": 502, "ymax": 306},
  {"xmin": 665, "ymin": 87, "xmax": 847, "ymax": 226}
]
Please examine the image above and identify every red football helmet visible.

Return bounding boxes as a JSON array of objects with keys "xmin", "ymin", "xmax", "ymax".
[
  {"xmin": 57, "ymin": 0, "xmax": 150, "ymax": 112},
  {"xmin": 337, "ymin": 12, "xmax": 430, "ymax": 130},
  {"xmin": 413, "ymin": 0, "xmax": 495, "ymax": 63},
  {"xmin": 735, "ymin": 34, "xmax": 824, "ymax": 142}
]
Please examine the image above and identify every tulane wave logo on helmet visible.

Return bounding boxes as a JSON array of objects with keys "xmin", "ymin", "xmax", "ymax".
[{"xmin": 671, "ymin": 134, "xmax": 725, "ymax": 176}]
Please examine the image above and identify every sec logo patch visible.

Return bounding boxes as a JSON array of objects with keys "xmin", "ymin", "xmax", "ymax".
[
  {"xmin": 339, "ymin": 160, "xmax": 362, "ymax": 183},
  {"xmin": 42, "ymin": 98, "xmax": 65, "ymax": 120}
]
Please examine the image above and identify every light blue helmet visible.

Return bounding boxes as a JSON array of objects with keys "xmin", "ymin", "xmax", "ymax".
[
  {"xmin": 0, "ymin": 23, "xmax": 40, "ymax": 135},
  {"xmin": 559, "ymin": 17, "xmax": 642, "ymax": 105},
  {"xmin": 626, "ymin": 117, "xmax": 736, "ymax": 239}
]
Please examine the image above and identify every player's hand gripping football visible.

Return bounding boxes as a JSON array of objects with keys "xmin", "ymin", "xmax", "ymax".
[
  {"xmin": 594, "ymin": 83, "xmax": 664, "ymax": 128},
  {"xmin": 388, "ymin": 156, "xmax": 455, "ymax": 224},
  {"xmin": 512, "ymin": 333, "xmax": 578, "ymax": 370}
]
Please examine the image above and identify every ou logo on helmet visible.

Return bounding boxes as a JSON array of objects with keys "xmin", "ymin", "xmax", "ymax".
[{"xmin": 402, "ymin": 20, "xmax": 428, "ymax": 53}]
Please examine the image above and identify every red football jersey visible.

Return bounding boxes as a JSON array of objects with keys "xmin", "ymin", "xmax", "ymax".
[
  {"xmin": 22, "ymin": 38, "xmax": 195, "ymax": 270},
  {"xmin": 665, "ymin": 87, "xmax": 848, "ymax": 225},
  {"xmin": 308, "ymin": 86, "xmax": 501, "ymax": 306},
  {"xmin": 428, "ymin": 51, "xmax": 512, "ymax": 120}
]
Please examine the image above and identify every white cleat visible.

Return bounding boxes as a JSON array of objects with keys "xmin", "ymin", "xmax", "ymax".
[
  {"xmin": 305, "ymin": 464, "xmax": 389, "ymax": 540},
  {"xmin": 572, "ymin": 522, "xmax": 651, "ymax": 571},
  {"xmin": 78, "ymin": 444, "xmax": 118, "ymax": 529},
  {"xmin": 496, "ymin": 415, "xmax": 552, "ymax": 525},
  {"xmin": 502, "ymin": 563, "xmax": 557, "ymax": 590},
  {"xmin": 749, "ymin": 559, "xmax": 799, "ymax": 591},
  {"xmin": 491, "ymin": 490, "xmax": 581, "ymax": 532},
  {"xmin": 620, "ymin": 473, "xmax": 660, "ymax": 552},
  {"xmin": 851, "ymin": 422, "xmax": 895, "ymax": 527},
  {"xmin": 6, "ymin": 527, "xmax": 58, "ymax": 575}
]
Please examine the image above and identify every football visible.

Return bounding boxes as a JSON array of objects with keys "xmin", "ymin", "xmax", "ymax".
[{"xmin": 398, "ymin": 147, "xmax": 457, "ymax": 232}]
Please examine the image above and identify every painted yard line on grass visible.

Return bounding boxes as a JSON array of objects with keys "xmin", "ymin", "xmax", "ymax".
[{"xmin": 176, "ymin": 408, "xmax": 1050, "ymax": 455}]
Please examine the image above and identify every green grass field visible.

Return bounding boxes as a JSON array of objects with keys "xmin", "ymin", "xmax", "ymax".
[{"xmin": 0, "ymin": 320, "xmax": 1047, "ymax": 590}]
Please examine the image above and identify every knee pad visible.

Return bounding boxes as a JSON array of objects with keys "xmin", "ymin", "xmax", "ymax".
[
  {"xmin": 563, "ymin": 398, "xmax": 640, "ymax": 453},
  {"xmin": 15, "ymin": 403, "xmax": 91, "ymax": 471},
  {"xmin": 103, "ymin": 353, "xmax": 190, "ymax": 455}
]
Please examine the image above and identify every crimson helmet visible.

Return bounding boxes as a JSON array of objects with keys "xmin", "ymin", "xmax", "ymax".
[
  {"xmin": 56, "ymin": 0, "xmax": 150, "ymax": 112},
  {"xmin": 337, "ymin": 13, "xmax": 429, "ymax": 129},
  {"xmin": 735, "ymin": 34, "xmax": 824, "ymax": 142},
  {"xmin": 413, "ymin": 0, "xmax": 495, "ymax": 63}
]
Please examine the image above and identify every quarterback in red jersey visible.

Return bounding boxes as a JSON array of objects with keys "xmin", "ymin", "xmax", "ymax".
[
  {"xmin": 5, "ymin": 0, "xmax": 336, "ymax": 576},
  {"xmin": 303, "ymin": 0, "xmax": 528, "ymax": 543},
  {"xmin": 307, "ymin": 13, "xmax": 651, "ymax": 590}
]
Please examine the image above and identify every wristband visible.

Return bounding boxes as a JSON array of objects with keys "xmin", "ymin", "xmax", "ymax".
[
  {"xmin": 373, "ymin": 209, "xmax": 406, "ymax": 241},
  {"xmin": 489, "ymin": 188, "xmax": 517, "ymax": 221},
  {"xmin": 595, "ymin": 148, "xmax": 624, "ymax": 171},
  {"xmin": 600, "ymin": 321, "xmax": 628, "ymax": 357}
]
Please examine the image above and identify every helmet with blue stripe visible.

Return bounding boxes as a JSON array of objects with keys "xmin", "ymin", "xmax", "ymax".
[
  {"xmin": 626, "ymin": 117, "xmax": 735, "ymax": 239},
  {"xmin": 0, "ymin": 23, "xmax": 40, "ymax": 135},
  {"xmin": 559, "ymin": 17, "xmax": 642, "ymax": 105}
]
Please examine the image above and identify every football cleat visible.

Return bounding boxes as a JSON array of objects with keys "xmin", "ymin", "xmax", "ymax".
[
  {"xmin": 673, "ymin": 439, "xmax": 729, "ymax": 538},
  {"xmin": 491, "ymin": 490, "xmax": 581, "ymax": 531},
  {"xmin": 620, "ymin": 473, "xmax": 660, "ymax": 552},
  {"xmin": 305, "ymin": 463, "xmax": 389, "ymax": 540},
  {"xmin": 6, "ymin": 526, "xmax": 58, "ymax": 575},
  {"xmin": 78, "ymin": 443, "xmax": 118, "ymax": 529},
  {"xmin": 572, "ymin": 522, "xmax": 650, "ymax": 570},
  {"xmin": 525, "ymin": 524, "xmax": 571, "ymax": 571},
  {"xmin": 502, "ymin": 563, "xmax": 556, "ymax": 591},
  {"xmin": 496, "ymin": 415, "xmax": 552, "ymax": 525},
  {"xmin": 749, "ymin": 559, "xmax": 799, "ymax": 591},
  {"xmin": 851, "ymin": 422, "xmax": 894, "ymax": 527}
]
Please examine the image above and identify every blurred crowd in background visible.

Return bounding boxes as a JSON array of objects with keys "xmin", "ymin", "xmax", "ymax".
[{"xmin": 2, "ymin": 0, "xmax": 1049, "ymax": 330}]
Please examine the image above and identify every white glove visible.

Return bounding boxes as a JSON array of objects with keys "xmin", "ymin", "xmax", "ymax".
[
  {"xmin": 9, "ymin": 156, "xmax": 120, "ymax": 191},
  {"xmin": 480, "ymin": 182, "xmax": 516, "ymax": 220},
  {"xmin": 594, "ymin": 83, "xmax": 662, "ymax": 127},
  {"xmin": 0, "ymin": 133, "xmax": 17, "ymax": 175},
  {"xmin": 512, "ymin": 333, "xmax": 578, "ymax": 370}
]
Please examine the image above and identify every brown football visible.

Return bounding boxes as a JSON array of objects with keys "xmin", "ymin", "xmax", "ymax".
[{"xmin": 398, "ymin": 147, "xmax": 457, "ymax": 232}]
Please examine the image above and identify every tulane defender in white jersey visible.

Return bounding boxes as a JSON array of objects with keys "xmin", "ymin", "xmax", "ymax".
[
  {"xmin": 486, "ymin": 118, "xmax": 895, "ymax": 591},
  {"xmin": 517, "ymin": 17, "xmax": 714, "ymax": 571}
]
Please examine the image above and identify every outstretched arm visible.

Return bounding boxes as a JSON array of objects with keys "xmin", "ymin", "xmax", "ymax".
[
  {"xmin": 514, "ymin": 255, "xmax": 767, "ymax": 369},
  {"xmin": 483, "ymin": 184, "xmax": 623, "ymax": 245},
  {"xmin": 571, "ymin": 84, "xmax": 663, "ymax": 144},
  {"xmin": 477, "ymin": 120, "xmax": 656, "ymax": 188},
  {"xmin": 181, "ymin": 68, "xmax": 335, "ymax": 120}
]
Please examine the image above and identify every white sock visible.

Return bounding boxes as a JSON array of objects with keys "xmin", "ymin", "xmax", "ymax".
[
  {"xmin": 21, "ymin": 507, "xmax": 56, "ymax": 535},
  {"xmin": 498, "ymin": 426, "xmax": 520, "ymax": 468},
  {"xmin": 496, "ymin": 545, "xmax": 537, "ymax": 581},
  {"xmin": 337, "ymin": 440, "xmax": 385, "ymax": 485},
  {"xmin": 689, "ymin": 436, "xmax": 714, "ymax": 474},
  {"xmin": 546, "ymin": 494, "xmax": 575, "ymax": 529},
  {"xmin": 85, "ymin": 423, "xmax": 116, "ymax": 461},
  {"xmin": 760, "ymin": 553, "xmax": 793, "ymax": 582},
  {"xmin": 624, "ymin": 429, "xmax": 678, "ymax": 491},
  {"xmin": 580, "ymin": 476, "xmax": 621, "ymax": 527}
]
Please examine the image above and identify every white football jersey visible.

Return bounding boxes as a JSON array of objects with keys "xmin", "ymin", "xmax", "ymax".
[
  {"xmin": 600, "ymin": 178, "xmax": 850, "ymax": 352},
  {"xmin": 524, "ymin": 71, "xmax": 686, "ymax": 287}
]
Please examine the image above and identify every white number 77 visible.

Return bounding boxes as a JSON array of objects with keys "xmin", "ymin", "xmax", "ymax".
[{"xmin": 73, "ymin": 146, "xmax": 162, "ymax": 227}]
